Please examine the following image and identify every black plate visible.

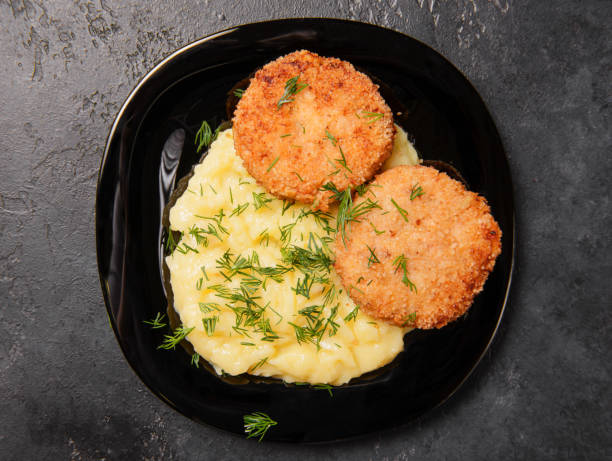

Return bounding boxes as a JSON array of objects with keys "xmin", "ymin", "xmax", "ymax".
[{"xmin": 95, "ymin": 18, "xmax": 515, "ymax": 442}]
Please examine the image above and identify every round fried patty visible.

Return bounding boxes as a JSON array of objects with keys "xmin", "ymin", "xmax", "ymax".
[
  {"xmin": 232, "ymin": 50, "xmax": 395, "ymax": 210},
  {"xmin": 334, "ymin": 165, "xmax": 502, "ymax": 329}
]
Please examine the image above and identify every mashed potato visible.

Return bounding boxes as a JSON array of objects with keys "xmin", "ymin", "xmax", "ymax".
[{"xmin": 166, "ymin": 127, "xmax": 418, "ymax": 385}]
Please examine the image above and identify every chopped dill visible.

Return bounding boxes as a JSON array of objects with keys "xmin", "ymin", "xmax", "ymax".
[
  {"xmin": 369, "ymin": 221, "xmax": 385, "ymax": 235},
  {"xmin": 313, "ymin": 384, "xmax": 334, "ymax": 397},
  {"xmin": 390, "ymin": 198, "xmax": 409, "ymax": 222},
  {"xmin": 252, "ymin": 192, "xmax": 273, "ymax": 210},
  {"xmin": 360, "ymin": 111, "xmax": 384, "ymax": 123},
  {"xmin": 402, "ymin": 311, "xmax": 417, "ymax": 327},
  {"xmin": 344, "ymin": 305, "xmax": 359, "ymax": 322},
  {"xmin": 277, "ymin": 75, "xmax": 308, "ymax": 108},
  {"xmin": 392, "ymin": 254, "xmax": 417, "ymax": 293},
  {"xmin": 191, "ymin": 352, "xmax": 200, "ymax": 368},
  {"xmin": 202, "ymin": 315, "xmax": 218, "ymax": 336},
  {"xmin": 293, "ymin": 171, "xmax": 304, "ymax": 182},
  {"xmin": 209, "ymin": 184, "xmax": 217, "ymax": 194},
  {"xmin": 230, "ymin": 203, "xmax": 249, "ymax": 217},
  {"xmin": 280, "ymin": 133, "xmax": 292, "ymax": 138},
  {"xmin": 248, "ymin": 357, "xmax": 268, "ymax": 373},
  {"xmin": 158, "ymin": 325, "xmax": 194, "ymax": 350},
  {"xmin": 195, "ymin": 277, "xmax": 203, "ymax": 290},
  {"xmin": 233, "ymin": 88, "xmax": 245, "ymax": 98},
  {"xmin": 194, "ymin": 121, "xmax": 219, "ymax": 153},
  {"xmin": 143, "ymin": 312, "xmax": 166, "ymax": 329},
  {"xmin": 243, "ymin": 412, "xmax": 277, "ymax": 441},
  {"xmin": 410, "ymin": 183, "xmax": 424, "ymax": 200},
  {"xmin": 266, "ymin": 156, "xmax": 280, "ymax": 172}
]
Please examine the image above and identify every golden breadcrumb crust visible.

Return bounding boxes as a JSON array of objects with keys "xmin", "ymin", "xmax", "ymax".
[
  {"xmin": 232, "ymin": 50, "xmax": 395, "ymax": 210},
  {"xmin": 334, "ymin": 165, "xmax": 502, "ymax": 329}
]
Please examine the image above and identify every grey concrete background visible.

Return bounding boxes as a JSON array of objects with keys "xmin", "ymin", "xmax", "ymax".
[{"xmin": 1, "ymin": 0, "xmax": 610, "ymax": 459}]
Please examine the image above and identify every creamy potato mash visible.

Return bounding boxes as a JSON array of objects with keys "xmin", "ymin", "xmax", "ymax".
[{"xmin": 165, "ymin": 127, "xmax": 418, "ymax": 385}]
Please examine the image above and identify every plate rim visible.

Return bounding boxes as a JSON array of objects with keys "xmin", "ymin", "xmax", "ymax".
[{"xmin": 95, "ymin": 17, "xmax": 516, "ymax": 443}]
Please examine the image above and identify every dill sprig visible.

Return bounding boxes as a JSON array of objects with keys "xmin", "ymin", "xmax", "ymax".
[
  {"xmin": 360, "ymin": 111, "xmax": 384, "ymax": 123},
  {"xmin": 266, "ymin": 156, "xmax": 280, "ymax": 172},
  {"xmin": 369, "ymin": 221, "xmax": 385, "ymax": 235},
  {"xmin": 252, "ymin": 192, "xmax": 273, "ymax": 210},
  {"xmin": 194, "ymin": 121, "xmax": 220, "ymax": 153},
  {"xmin": 313, "ymin": 384, "xmax": 334, "ymax": 397},
  {"xmin": 344, "ymin": 305, "xmax": 359, "ymax": 322},
  {"xmin": 410, "ymin": 183, "xmax": 424, "ymax": 200},
  {"xmin": 230, "ymin": 203, "xmax": 249, "ymax": 217},
  {"xmin": 248, "ymin": 357, "xmax": 268, "ymax": 373},
  {"xmin": 325, "ymin": 129, "xmax": 352, "ymax": 173},
  {"xmin": 233, "ymin": 88, "xmax": 245, "ymax": 98},
  {"xmin": 164, "ymin": 228, "xmax": 180, "ymax": 254},
  {"xmin": 393, "ymin": 254, "xmax": 417, "ymax": 293},
  {"xmin": 158, "ymin": 325, "xmax": 194, "ymax": 350},
  {"xmin": 293, "ymin": 171, "xmax": 304, "ymax": 182},
  {"xmin": 191, "ymin": 352, "xmax": 200, "ymax": 368},
  {"xmin": 143, "ymin": 312, "xmax": 166, "ymax": 329},
  {"xmin": 277, "ymin": 75, "xmax": 308, "ymax": 109},
  {"xmin": 391, "ymin": 198, "xmax": 409, "ymax": 222},
  {"xmin": 199, "ymin": 302, "xmax": 221, "ymax": 313},
  {"xmin": 244, "ymin": 412, "xmax": 277, "ymax": 441},
  {"xmin": 202, "ymin": 315, "xmax": 218, "ymax": 336},
  {"xmin": 366, "ymin": 245, "xmax": 381, "ymax": 267},
  {"xmin": 320, "ymin": 182, "xmax": 381, "ymax": 245},
  {"xmin": 402, "ymin": 311, "xmax": 417, "ymax": 327}
]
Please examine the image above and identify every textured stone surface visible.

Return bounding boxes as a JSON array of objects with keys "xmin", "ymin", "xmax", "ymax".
[{"xmin": 1, "ymin": 0, "xmax": 611, "ymax": 459}]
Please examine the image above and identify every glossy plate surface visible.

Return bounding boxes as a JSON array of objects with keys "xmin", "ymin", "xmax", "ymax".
[{"xmin": 96, "ymin": 18, "xmax": 514, "ymax": 442}]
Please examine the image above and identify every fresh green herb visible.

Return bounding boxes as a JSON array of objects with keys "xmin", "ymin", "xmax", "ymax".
[
  {"xmin": 243, "ymin": 412, "xmax": 277, "ymax": 441},
  {"xmin": 293, "ymin": 172, "xmax": 304, "ymax": 182},
  {"xmin": 279, "ymin": 222, "xmax": 296, "ymax": 245},
  {"xmin": 293, "ymin": 274, "xmax": 314, "ymax": 298},
  {"xmin": 199, "ymin": 183, "xmax": 204, "ymax": 196},
  {"xmin": 252, "ymin": 192, "xmax": 273, "ymax": 210},
  {"xmin": 369, "ymin": 221, "xmax": 385, "ymax": 235},
  {"xmin": 195, "ymin": 121, "xmax": 219, "ymax": 153},
  {"xmin": 390, "ymin": 198, "xmax": 409, "ymax": 222},
  {"xmin": 248, "ymin": 357, "xmax": 268, "ymax": 373},
  {"xmin": 229, "ymin": 187, "xmax": 234, "ymax": 204},
  {"xmin": 199, "ymin": 302, "xmax": 221, "ymax": 313},
  {"xmin": 280, "ymin": 133, "xmax": 292, "ymax": 138},
  {"xmin": 410, "ymin": 183, "xmax": 424, "ymax": 200},
  {"xmin": 239, "ymin": 178, "xmax": 251, "ymax": 186},
  {"xmin": 209, "ymin": 184, "xmax": 217, "ymax": 194},
  {"xmin": 402, "ymin": 311, "xmax": 417, "ymax": 327},
  {"xmin": 313, "ymin": 384, "xmax": 334, "ymax": 397},
  {"xmin": 367, "ymin": 321, "xmax": 378, "ymax": 326},
  {"xmin": 392, "ymin": 254, "xmax": 417, "ymax": 293},
  {"xmin": 195, "ymin": 277, "xmax": 203, "ymax": 290},
  {"xmin": 191, "ymin": 352, "xmax": 200, "ymax": 368},
  {"xmin": 158, "ymin": 325, "xmax": 194, "ymax": 350},
  {"xmin": 202, "ymin": 315, "xmax": 218, "ymax": 336},
  {"xmin": 360, "ymin": 111, "xmax": 384, "ymax": 123},
  {"xmin": 257, "ymin": 228, "xmax": 270, "ymax": 247},
  {"xmin": 201, "ymin": 265, "xmax": 209, "ymax": 281},
  {"xmin": 281, "ymin": 200, "xmax": 293, "ymax": 215},
  {"xmin": 324, "ymin": 129, "xmax": 352, "ymax": 173},
  {"xmin": 299, "ymin": 122, "xmax": 306, "ymax": 133},
  {"xmin": 164, "ymin": 228, "xmax": 180, "ymax": 254},
  {"xmin": 143, "ymin": 312, "xmax": 166, "ymax": 329},
  {"xmin": 344, "ymin": 305, "xmax": 360, "ymax": 322},
  {"xmin": 366, "ymin": 245, "xmax": 380, "ymax": 267},
  {"xmin": 277, "ymin": 75, "xmax": 308, "ymax": 108},
  {"xmin": 320, "ymin": 182, "xmax": 381, "ymax": 245},
  {"xmin": 233, "ymin": 88, "xmax": 245, "ymax": 98},
  {"xmin": 266, "ymin": 156, "xmax": 280, "ymax": 172},
  {"xmin": 230, "ymin": 203, "xmax": 249, "ymax": 217},
  {"xmin": 241, "ymin": 341, "xmax": 255, "ymax": 346},
  {"xmin": 175, "ymin": 242, "xmax": 199, "ymax": 254}
]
